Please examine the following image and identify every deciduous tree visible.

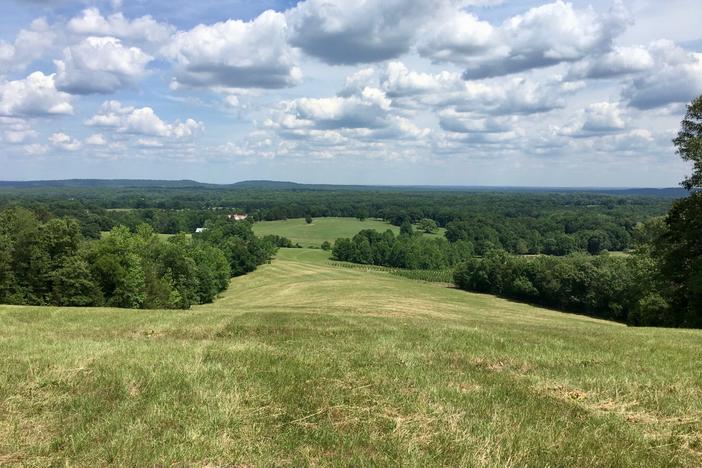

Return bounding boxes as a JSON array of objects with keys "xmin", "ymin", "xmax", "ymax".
[{"xmin": 673, "ymin": 95, "xmax": 702, "ymax": 190}]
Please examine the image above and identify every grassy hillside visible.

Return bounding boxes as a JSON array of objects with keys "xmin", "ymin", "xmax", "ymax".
[
  {"xmin": 252, "ymin": 217, "xmax": 445, "ymax": 247},
  {"xmin": 1, "ymin": 248, "xmax": 700, "ymax": 466}
]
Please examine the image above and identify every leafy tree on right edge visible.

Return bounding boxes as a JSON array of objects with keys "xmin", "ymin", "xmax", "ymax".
[{"xmin": 656, "ymin": 96, "xmax": 702, "ymax": 326}]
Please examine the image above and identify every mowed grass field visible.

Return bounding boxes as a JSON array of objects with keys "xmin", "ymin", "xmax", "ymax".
[
  {"xmin": 1, "ymin": 248, "xmax": 701, "ymax": 466},
  {"xmin": 252, "ymin": 217, "xmax": 445, "ymax": 247}
]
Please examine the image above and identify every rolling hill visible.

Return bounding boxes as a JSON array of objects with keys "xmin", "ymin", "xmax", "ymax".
[{"xmin": 1, "ymin": 248, "xmax": 700, "ymax": 465}]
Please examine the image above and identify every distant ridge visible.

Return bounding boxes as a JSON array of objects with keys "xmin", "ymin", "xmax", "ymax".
[
  {"xmin": 0, "ymin": 179, "xmax": 690, "ymax": 197},
  {"xmin": 229, "ymin": 180, "xmax": 302, "ymax": 189},
  {"xmin": 0, "ymin": 179, "xmax": 211, "ymax": 188}
]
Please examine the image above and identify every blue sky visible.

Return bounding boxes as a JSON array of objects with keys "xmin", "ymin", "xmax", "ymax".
[{"xmin": 1, "ymin": 0, "xmax": 701, "ymax": 186}]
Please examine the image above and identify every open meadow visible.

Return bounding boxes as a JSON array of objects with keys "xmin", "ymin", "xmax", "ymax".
[
  {"xmin": 1, "ymin": 248, "xmax": 700, "ymax": 466},
  {"xmin": 2, "ymin": 0, "xmax": 702, "ymax": 463},
  {"xmin": 252, "ymin": 217, "xmax": 445, "ymax": 247}
]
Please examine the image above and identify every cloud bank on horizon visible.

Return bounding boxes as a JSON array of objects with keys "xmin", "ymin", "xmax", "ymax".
[{"xmin": 0, "ymin": 0, "xmax": 700, "ymax": 186}]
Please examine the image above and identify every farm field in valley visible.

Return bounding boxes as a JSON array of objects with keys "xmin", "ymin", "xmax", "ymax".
[
  {"xmin": 252, "ymin": 216, "xmax": 445, "ymax": 247},
  {"xmin": 1, "ymin": 248, "xmax": 700, "ymax": 466}
]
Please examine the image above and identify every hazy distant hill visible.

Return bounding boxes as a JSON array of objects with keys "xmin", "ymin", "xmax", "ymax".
[
  {"xmin": 229, "ymin": 180, "xmax": 304, "ymax": 189},
  {"xmin": 0, "ymin": 179, "xmax": 691, "ymax": 197},
  {"xmin": 0, "ymin": 179, "xmax": 210, "ymax": 188}
]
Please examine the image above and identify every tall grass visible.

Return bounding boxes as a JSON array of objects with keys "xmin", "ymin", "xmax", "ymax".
[
  {"xmin": 1, "ymin": 247, "xmax": 700, "ymax": 466},
  {"xmin": 328, "ymin": 261, "xmax": 454, "ymax": 284}
]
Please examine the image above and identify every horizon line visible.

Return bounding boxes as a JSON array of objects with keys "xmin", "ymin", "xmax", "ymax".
[{"xmin": 0, "ymin": 178, "xmax": 687, "ymax": 190}]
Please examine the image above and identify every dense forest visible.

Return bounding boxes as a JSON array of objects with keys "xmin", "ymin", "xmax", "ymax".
[
  {"xmin": 0, "ymin": 208, "xmax": 277, "ymax": 309},
  {"xmin": 0, "ymin": 185, "xmax": 672, "ymax": 255}
]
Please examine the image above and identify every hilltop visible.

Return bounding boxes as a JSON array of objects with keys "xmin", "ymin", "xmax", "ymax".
[{"xmin": 1, "ymin": 248, "xmax": 700, "ymax": 465}]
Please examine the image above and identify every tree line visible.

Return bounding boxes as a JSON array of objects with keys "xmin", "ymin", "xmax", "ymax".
[
  {"xmin": 0, "ymin": 187, "xmax": 671, "ymax": 255},
  {"xmin": 453, "ymin": 251, "xmax": 660, "ymax": 325},
  {"xmin": 332, "ymin": 221, "xmax": 473, "ymax": 270},
  {"xmin": 332, "ymin": 225, "xmax": 474, "ymax": 269},
  {"xmin": 0, "ymin": 208, "xmax": 277, "ymax": 309}
]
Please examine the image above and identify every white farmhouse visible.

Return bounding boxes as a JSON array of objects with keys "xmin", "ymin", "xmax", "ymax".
[{"xmin": 228, "ymin": 213, "xmax": 248, "ymax": 221}]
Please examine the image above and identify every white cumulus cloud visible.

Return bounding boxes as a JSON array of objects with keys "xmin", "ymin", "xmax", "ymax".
[
  {"xmin": 49, "ymin": 132, "xmax": 82, "ymax": 151},
  {"xmin": 266, "ymin": 85, "xmax": 430, "ymax": 149},
  {"xmin": 86, "ymin": 100, "xmax": 203, "ymax": 139},
  {"xmin": 23, "ymin": 143, "xmax": 49, "ymax": 156},
  {"xmin": 0, "ymin": 117, "xmax": 36, "ymax": 144},
  {"xmin": 55, "ymin": 36, "xmax": 153, "ymax": 94},
  {"xmin": 85, "ymin": 133, "xmax": 107, "ymax": 145},
  {"xmin": 566, "ymin": 45, "xmax": 655, "ymax": 80},
  {"xmin": 420, "ymin": 0, "xmax": 630, "ymax": 79},
  {"xmin": 163, "ymin": 10, "xmax": 300, "ymax": 90},
  {"xmin": 0, "ymin": 18, "xmax": 55, "ymax": 72},
  {"xmin": 622, "ymin": 40, "xmax": 702, "ymax": 109},
  {"xmin": 0, "ymin": 72, "xmax": 73, "ymax": 117},
  {"xmin": 286, "ymin": 0, "xmax": 436, "ymax": 65},
  {"xmin": 343, "ymin": 62, "xmax": 571, "ymax": 116},
  {"xmin": 67, "ymin": 8, "xmax": 174, "ymax": 45},
  {"xmin": 557, "ymin": 101, "xmax": 628, "ymax": 137}
]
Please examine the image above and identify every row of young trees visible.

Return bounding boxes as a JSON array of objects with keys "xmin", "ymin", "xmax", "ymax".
[
  {"xmin": 332, "ymin": 228, "xmax": 474, "ymax": 270},
  {"xmin": 0, "ymin": 208, "xmax": 276, "ymax": 309}
]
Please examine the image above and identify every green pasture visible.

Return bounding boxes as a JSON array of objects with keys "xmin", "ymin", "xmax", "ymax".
[
  {"xmin": 1, "ymin": 248, "xmax": 700, "ymax": 466},
  {"xmin": 252, "ymin": 217, "xmax": 445, "ymax": 247}
]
